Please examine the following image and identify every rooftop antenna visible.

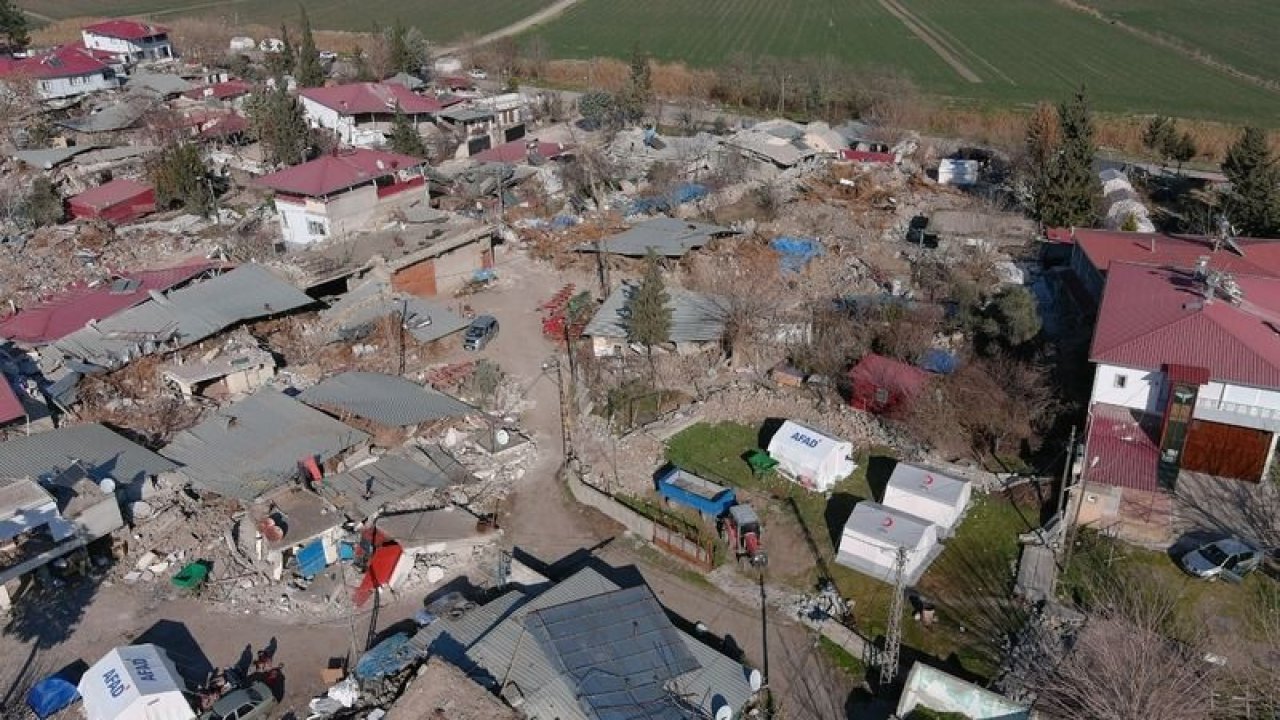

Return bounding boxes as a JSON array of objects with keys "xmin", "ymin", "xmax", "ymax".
[{"xmin": 880, "ymin": 546, "xmax": 908, "ymax": 686}]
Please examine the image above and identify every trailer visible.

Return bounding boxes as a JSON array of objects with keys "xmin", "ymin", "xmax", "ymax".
[{"xmin": 655, "ymin": 466, "xmax": 736, "ymax": 519}]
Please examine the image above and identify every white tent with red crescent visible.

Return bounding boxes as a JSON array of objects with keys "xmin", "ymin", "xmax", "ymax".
[
  {"xmin": 835, "ymin": 501, "xmax": 940, "ymax": 584},
  {"xmin": 881, "ymin": 462, "xmax": 972, "ymax": 535}
]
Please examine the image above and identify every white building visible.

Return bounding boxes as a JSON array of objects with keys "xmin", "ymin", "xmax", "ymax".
[
  {"xmin": 765, "ymin": 420, "xmax": 856, "ymax": 492},
  {"xmin": 254, "ymin": 148, "xmax": 429, "ymax": 246},
  {"xmin": 81, "ymin": 20, "xmax": 174, "ymax": 63},
  {"xmin": 299, "ymin": 82, "xmax": 459, "ymax": 149},
  {"xmin": 0, "ymin": 44, "xmax": 118, "ymax": 100},
  {"xmin": 836, "ymin": 501, "xmax": 941, "ymax": 584}
]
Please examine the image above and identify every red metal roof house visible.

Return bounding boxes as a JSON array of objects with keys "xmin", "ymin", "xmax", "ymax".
[
  {"xmin": 68, "ymin": 179, "xmax": 156, "ymax": 224},
  {"xmin": 848, "ymin": 353, "xmax": 928, "ymax": 415},
  {"xmin": 0, "ymin": 44, "xmax": 118, "ymax": 100},
  {"xmin": 81, "ymin": 20, "xmax": 173, "ymax": 62},
  {"xmin": 299, "ymin": 82, "xmax": 462, "ymax": 149}
]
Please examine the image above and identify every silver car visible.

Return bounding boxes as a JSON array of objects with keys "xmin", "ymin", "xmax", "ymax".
[
  {"xmin": 1180, "ymin": 538, "xmax": 1262, "ymax": 581},
  {"xmin": 201, "ymin": 681, "xmax": 275, "ymax": 720},
  {"xmin": 463, "ymin": 315, "xmax": 499, "ymax": 351}
]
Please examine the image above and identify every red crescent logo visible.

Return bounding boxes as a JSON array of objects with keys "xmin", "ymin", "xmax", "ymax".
[{"xmin": 882, "ymin": 516, "xmax": 894, "ymax": 527}]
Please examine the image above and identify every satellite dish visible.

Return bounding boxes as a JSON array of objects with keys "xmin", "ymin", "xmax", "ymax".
[
  {"xmin": 494, "ymin": 429, "xmax": 510, "ymax": 446},
  {"xmin": 98, "ymin": 477, "xmax": 116, "ymax": 494},
  {"xmin": 715, "ymin": 706, "xmax": 733, "ymax": 720},
  {"xmin": 748, "ymin": 668, "xmax": 763, "ymax": 692}
]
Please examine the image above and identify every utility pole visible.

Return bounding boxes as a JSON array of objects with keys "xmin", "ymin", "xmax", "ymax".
[
  {"xmin": 880, "ymin": 547, "xmax": 908, "ymax": 686},
  {"xmin": 1056, "ymin": 425, "xmax": 1077, "ymax": 523}
]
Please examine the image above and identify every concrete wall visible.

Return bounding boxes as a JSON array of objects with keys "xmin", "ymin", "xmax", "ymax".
[
  {"xmin": 564, "ymin": 468, "xmax": 654, "ymax": 538},
  {"xmin": 1090, "ymin": 363, "xmax": 1165, "ymax": 414}
]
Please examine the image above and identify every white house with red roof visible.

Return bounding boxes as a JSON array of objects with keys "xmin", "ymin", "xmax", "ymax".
[
  {"xmin": 1085, "ymin": 261, "xmax": 1280, "ymax": 507},
  {"xmin": 299, "ymin": 82, "xmax": 461, "ymax": 149},
  {"xmin": 81, "ymin": 20, "xmax": 173, "ymax": 63},
  {"xmin": 0, "ymin": 44, "xmax": 118, "ymax": 100},
  {"xmin": 254, "ymin": 149, "xmax": 428, "ymax": 245}
]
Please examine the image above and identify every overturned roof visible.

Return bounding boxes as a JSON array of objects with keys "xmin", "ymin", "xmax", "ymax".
[
  {"xmin": 0, "ymin": 423, "xmax": 177, "ymax": 490},
  {"xmin": 300, "ymin": 372, "xmax": 476, "ymax": 427},
  {"xmin": 321, "ymin": 279, "xmax": 470, "ymax": 345},
  {"xmin": 579, "ymin": 217, "xmax": 738, "ymax": 257},
  {"xmin": 162, "ymin": 389, "xmax": 369, "ymax": 501},
  {"xmin": 9, "ymin": 145, "xmax": 97, "ymax": 170},
  {"xmin": 584, "ymin": 281, "xmax": 727, "ymax": 344},
  {"xmin": 319, "ymin": 450, "xmax": 470, "ymax": 520},
  {"xmin": 125, "ymin": 71, "xmax": 192, "ymax": 98},
  {"xmin": 57, "ymin": 103, "xmax": 145, "ymax": 134},
  {"xmin": 52, "ymin": 264, "xmax": 313, "ymax": 370}
]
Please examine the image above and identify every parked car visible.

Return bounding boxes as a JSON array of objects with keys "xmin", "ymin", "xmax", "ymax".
[
  {"xmin": 463, "ymin": 315, "xmax": 499, "ymax": 350},
  {"xmin": 318, "ymin": 50, "xmax": 337, "ymax": 61},
  {"xmin": 202, "ymin": 681, "xmax": 275, "ymax": 720},
  {"xmin": 468, "ymin": 68, "xmax": 487, "ymax": 79},
  {"xmin": 1180, "ymin": 538, "xmax": 1262, "ymax": 581}
]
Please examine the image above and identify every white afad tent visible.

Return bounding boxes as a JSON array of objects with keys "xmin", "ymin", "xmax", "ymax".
[
  {"xmin": 882, "ymin": 463, "xmax": 972, "ymax": 535},
  {"xmin": 836, "ymin": 502, "xmax": 941, "ymax": 584},
  {"xmin": 79, "ymin": 644, "xmax": 195, "ymax": 720},
  {"xmin": 765, "ymin": 420, "xmax": 855, "ymax": 492}
]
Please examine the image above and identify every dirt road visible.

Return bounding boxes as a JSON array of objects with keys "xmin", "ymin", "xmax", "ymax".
[{"xmin": 434, "ymin": 0, "xmax": 582, "ymax": 57}]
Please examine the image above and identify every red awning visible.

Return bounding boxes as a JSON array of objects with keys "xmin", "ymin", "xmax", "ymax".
[{"xmin": 1165, "ymin": 363, "xmax": 1210, "ymax": 386}]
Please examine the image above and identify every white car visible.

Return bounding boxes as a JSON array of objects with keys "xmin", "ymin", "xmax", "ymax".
[
  {"xmin": 318, "ymin": 50, "xmax": 337, "ymax": 61},
  {"xmin": 468, "ymin": 68, "xmax": 487, "ymax": 79},
  {"xmin": 1180, "ymin": 537, "xmax": 1263, "ymax": 581}
]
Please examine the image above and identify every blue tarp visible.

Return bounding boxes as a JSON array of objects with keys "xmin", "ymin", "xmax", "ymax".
[
  {"xmin": 27, "ymin": 676, "xmax": 79, "ymax": 719},
  {"xmin": 296, "ymin": 539, "xmax": 327, "ymax": 579},
  {"xmin": 770, "ymin": 236, "xmax": 823, "ymax": 273},
  {"xmin": 919, "ymin": 348, "xmax": 959, "ymax": 375},
  {"xmin": 629, "ymin": 183, "xmax": 708, "ymax": 215},
  {"xmin": 354, "ymin": 632, "xmax": 419, "ymax": 680}
]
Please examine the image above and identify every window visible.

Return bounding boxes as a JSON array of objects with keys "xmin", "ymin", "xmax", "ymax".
[
  {"xmin": 1113, "ymin": 374, "xmax": 1128, "ymax": 389},
  {"xmin": 306, "ymin": 220, "xmax": 327, "ymax": 236}
]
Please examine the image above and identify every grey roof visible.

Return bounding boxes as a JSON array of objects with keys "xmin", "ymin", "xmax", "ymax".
[
  {"xmin": 126, "ymin": 71, "xmax": 193, "ymax": 98},
  {"xmin": 323, "ymin": 279, "xmax": 469, "ymax": 345},
  {"xmin": 0, "ymin": 423, "xmax": 177, "ymax": 491},
  {"xmin": 526, "ymin": 585, "xmax": 702, "ymax": 720},
  {"xmin": 842, "ymin": 501, "xmax": 934, "ymax": 550},
  {"xmin": 386, "ymin": 72, "xmax": 424, "ymax": 91},
  {"xmin": 10, "ymin": 145, "xmax": 96, "ymax": 169},
  {"xmin": 580, "ymin": 218, "xmax": 738, "ymax": 257},
  {"xmin": 412, "ymin": 567, "xmax": 755, "ymax": 720},
  {"xmin": 440, "ymin": 107, "xmax": 493, "ymax": 123},
  {"xmin": 161, "ymin": 389, "xmax": 369, "ymax": 500},
  {"xmin": 0, "ymin": 477, "xmax": 55, "ymax": 521},
  {"xmin": 53, "ymin": 264, "xmax": 314, "ymax": 370},
  {"xmin": 584, "ymin": 281, "xmax": 726, "ymax": 344},
  {"xmin": 375, "ymin": 506, "xmax": 487, "ymax": 547},
  {"xmin": 319, "ymin": 450, "xmax": 470, "ymax": 519},
  {"xmin": 299, "ymin": 372, "xmax": 476, "ymax": 427},
  {"xmin": 884, "ymin": 463, "xmax": 969, "ymax": 507},
  {"xmin": 57, "ymin": 104, "xmax": 144, "ymax": 134}
]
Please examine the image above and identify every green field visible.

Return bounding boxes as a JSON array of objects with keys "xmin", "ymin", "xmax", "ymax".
[
  {"xmin": 21, "ymin": 0, "xmax": 554, "ymax": 43},
  {"xmin": 525, "ymin": 0, "xmax": 1280, "ymax": 122},
  {"xmin": 1079, "ymin": 0, "xmax": 1280, "ymax": 84}
]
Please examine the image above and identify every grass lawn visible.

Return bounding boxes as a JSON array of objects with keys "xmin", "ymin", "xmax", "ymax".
[{"xmin": 666, "ymin": 421, "xmax": 1036, "ymax": 680}]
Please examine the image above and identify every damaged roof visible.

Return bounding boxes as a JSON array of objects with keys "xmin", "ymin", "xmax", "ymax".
[
  {"xmin": 300, "ymin": 372, "xmax": 476, "ymax": 427},
  {"xmin": 0, "ymin": 423, "xmax": 177, "ymax": 489},
  {"xmin": 584, "ymin": 281, "xmax": 727, "ymax": 344},
  {"xmin": 320, "ymin": 451, "xmax": 470, "ymax": 520},
  {"xmin": 321, "ymin": 279, "xmax": 470, "ymax": 345},
  {"xmin": 254, "ymin": 148, "xmax": 427, "ymax": 198},
  {"xmin": 57, "ymin": 103, "xmax": 145, "ymax": 134},
  {"xmin": 162, "ymin": 389, "xmax": 369, "ymax": 501},
  {"xmin": 52, "ymin": 264, "xmax": 313, "ymax": 370},
  {"xmin": 579, "ymin": 217, "xmax": 738, "ymax": 257},
  {"xmin": 300, "ymin": 82, "xmax": 459, "ymax": 116},
  {"xmin": 83, "ymin": 19, "xmax": 169, "ymax": 40}
]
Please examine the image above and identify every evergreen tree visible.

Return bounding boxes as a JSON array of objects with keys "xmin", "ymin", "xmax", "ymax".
[
  {"xmin": 0, "ymin": 0, "xmax": 28, "ymax": 50},
  {"xmin": 23, "ymin": 176, "xmax": 62, "ymax": 227},
  {"xmin": 266, "ymin": 24, "xmax": 296, "ymax": 79},
  {"xmin": 149, "ymin": 144, "xmax": 214, "ymax": 216},
  {"xmin": 387, "ymin": 104, "xmax": 426, "ymax": 157},
  {"xmin": 1040, "ymin": 87, "xmax": 1100, "ymax": 228},
  {"xmin": 294, "ymin": 5, "xmax": 324, "ymax": 87},
  {"xmin": 626, "ymin": 250, "xmax": 672, "ymax": 381},
  {"xmin": 619, "ymin": 47, "xmax": 652, "ymax": 122},
  {"xmin": 1168, "ymin": 131, "xmax": 1197, "ymax": 175},
  {"xmin": 247, "ymin": 86, "xmax": 310, "ymax": 167},
  {"xmin": 1142, "ymin": 116, "xmax": 1175, "ymax": 161},
  {"xmin": 386, "ymin": 19, "xmax": 416, "ymax": 76},
  {"xmin": 1022, "ymin": 102, "xmax": 1059, "ymax": 224},
  {"xmin": 1222, "ymin": 127, "xmax": 1280, "ymax": 237},
  {"xmin": 351, "ymin": 44, "xmax": 374, "ymax": 81}
]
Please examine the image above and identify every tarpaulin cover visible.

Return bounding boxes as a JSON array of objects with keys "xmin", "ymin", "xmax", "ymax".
[
  {"xmin": 27, "ymin": 676, "xmax": 80, "ymax": 719},
  {"xmin": 770, "ymin": 236, "xmax": 823, "ymax": 273},
  {"xmin": 918, "ymin": 349, "xmax": 958, "ymax": 375},
  {"xmin": 354, "ymin": 632, "xmax": 419, "ymax": 680},
  {"xmin": 296, "ymin": 539, "xmax": 327, "ymax": 579},
  {"xmin": 630, "ymin": 183, "xmax": 708, "ymax": 215}
]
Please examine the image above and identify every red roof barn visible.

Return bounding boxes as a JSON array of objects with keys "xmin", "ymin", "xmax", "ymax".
[
  {"xmin": 69, "ymin": 179, "xmax": 155, "ymax": 224},
  {"xmin": 848, "ymin": 353, "xmax": 928, "ymax": 415}
]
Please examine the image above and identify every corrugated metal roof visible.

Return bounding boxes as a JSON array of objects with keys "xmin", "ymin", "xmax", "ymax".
[
  {"xmin": 0, "ymin": 423, "xmax": 177, "ymax": 490},
  {"xmin": 125, "ymin": 71, "xmax": 192, "ymax": 97},
  {"xmin": 299, "ymin": 372, "xmax": 476, "ymax": 427},
  {"xmin": 584, "ymin": 281, "xmax": 727, "ymax": 344},
  {"xmin": 53, "ymin": 264, "xmax": 313, "ymax": 370},
  {"xmin": 580, "ymin": 218, "xmax": 738, "ymax": 258},
  {"xmin": 375, "ymin": 506, "xmax": 486, "ymax": 547},
  {"xmin": 0, "ymin": 376, "xmax": 25, "ymax": 424},
  {"xmin": 322, "ymin": 279, "xmax": 470, "ymax": 345},
  {"xmin": 161, "ymin": 389, "xmax": 369, "ymax": 500},
  {"xmin": 10, "ymin": 145, "xmax": 96, "ymax": 169},
  {"xmin": 318, "ymin": 450, "xmax": 468, "ymax": 519}
]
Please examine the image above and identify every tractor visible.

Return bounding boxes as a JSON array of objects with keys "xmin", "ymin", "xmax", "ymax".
[{"xmin": 722, "ymin": 504, "xmax": 767, "ymax": 567}]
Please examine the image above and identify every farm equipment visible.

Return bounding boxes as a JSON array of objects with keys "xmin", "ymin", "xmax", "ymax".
[{"xmin": 722, "ymin": 504, "xmax": 767, "ymax": 567}]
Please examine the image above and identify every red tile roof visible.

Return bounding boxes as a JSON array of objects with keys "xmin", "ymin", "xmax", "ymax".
[
  {"xmin": 0, "ymin": 44, "xmax": 109, "ymax": 80},
  {"xmin": 1068, "ymin": 228, "xmax": 1280, "ymax": 278},
  {"xmin": 1090, "ymin": 262, "xmax": 1280, "ymax": 388},
  {"xmin": 0, "ymin": 377, "xmax": 24, "ymax": 424},
  {"xmin": 0, "ymin": 261, "xmax": 220, "ymax": 344},
  {"xmin": 1084, "ymin": 402, "xmax": 1161, "ymax": 492},
  {"xmin": 69, "ymin": 178, "xmax": 153, "ymax": 210},
  {"xmin": 185, "ymin": 79, "xmax": 253, "ymax": 101},
  {"xmin": 254, "ymin": 149, "xmax": 426, "ymax": 198},
  {"xmin": 470, "ymin": 140, "xmax": 570, "ymax": 164},
  {"xmin": 83, "ymin": 20, "xmax": 169, "ymax": 40},
  {"xmin": 299, "ymin": 82, "xmax": 461, "ymax": 116}
]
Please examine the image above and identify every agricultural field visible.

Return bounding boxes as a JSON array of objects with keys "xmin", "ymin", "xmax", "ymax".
[
  {"xmin": 19, "ymin": 0, "xmax": 554, "ymax": 43},
  {"xmin": 525, "ymin": 0, "xmax": 1280, "ymax": 122},
  {"xmin": 1078, "ymin": 0, "xmax": 1280, "ymax": 85}
]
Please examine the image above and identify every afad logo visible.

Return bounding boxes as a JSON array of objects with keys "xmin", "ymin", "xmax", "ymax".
[{"xmin": 790, "ymin": 431, "xmax": 820, "ymax": 448}]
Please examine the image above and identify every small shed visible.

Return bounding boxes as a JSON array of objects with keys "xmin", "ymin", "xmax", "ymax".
[
  {"xmin": 882, "ymin": 463, "xmax": 971, "ymax": 535},
  {"xmin": 765, "ymin": 420, "xmax": 855, "ymax": 492},
  {"xmin": 836, "ymin": 501, "xmax": 940, "ymax": 584},
  {"xmin": 68, "ymin": 179, "xmax": 156, "ymax": 224},
  {"xmin": 79, "ymin": 644, "xmax": 194, "ymax": 720},
  {"xmin": 655, "ymin": 467, "xmax": 736, "ymax": 518},
  {"xmin": 848, "ymin": 353, "xmax": 928, "ymax": 415}
]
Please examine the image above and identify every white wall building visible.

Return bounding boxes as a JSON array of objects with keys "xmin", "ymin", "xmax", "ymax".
[
  {"xmin": 299, "ymin": 82, "xmax": 454, "ymax": 149},
  {"xmin": 836, "ymin": 501, "xmax": 941, "ymax": 584},
  {"xmin": 0, "ymin": 45, "xmax": 118, "ymax": 100},
  {"xmin": 81, "ymin": 20, "xmax": 174, "ymax": 63}
]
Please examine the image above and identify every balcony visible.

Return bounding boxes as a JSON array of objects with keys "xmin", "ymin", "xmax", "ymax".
[{"xmin": 1193, "ymin": 397, "xmax": 1280, "ymax": 433}]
